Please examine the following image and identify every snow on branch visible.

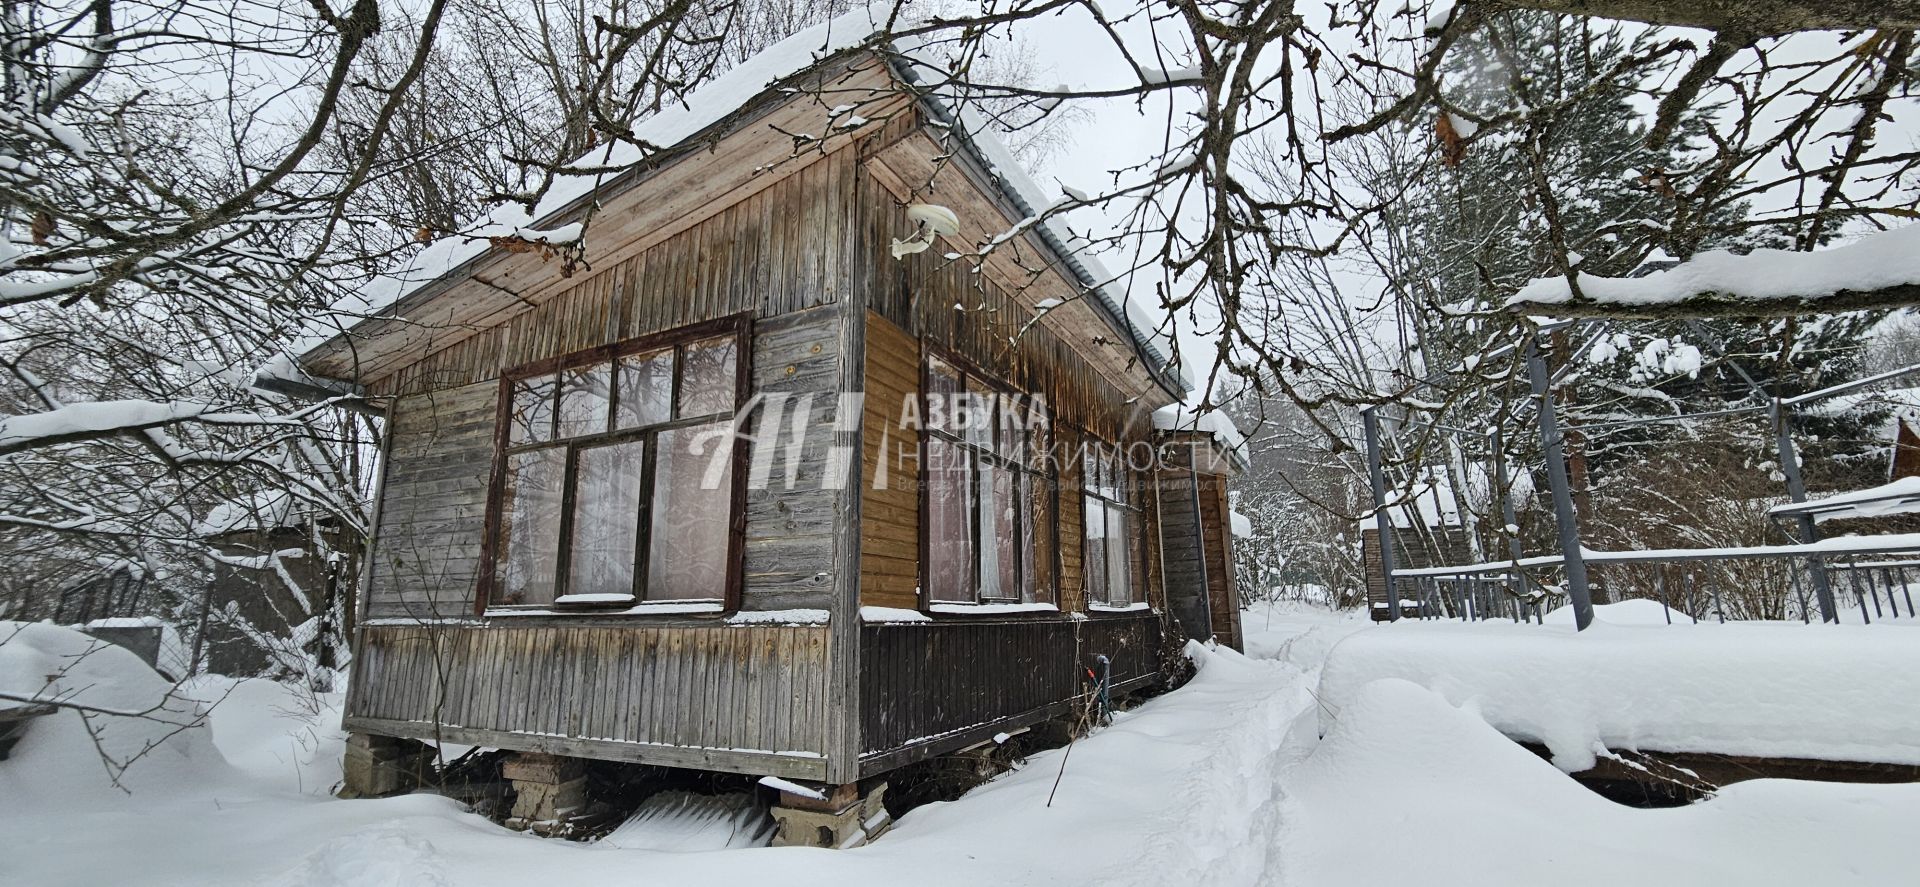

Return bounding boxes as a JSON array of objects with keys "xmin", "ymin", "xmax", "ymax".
[
  {"xmin": 0, "ymin": 400, "xmax": 212, "ymax": 456},
  {"xmin": 1505, "ymin": 225, "xmax": 1920, "ymax": 318}
]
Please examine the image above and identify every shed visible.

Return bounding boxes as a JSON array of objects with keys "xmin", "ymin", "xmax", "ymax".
[{"xmin": 291, "ymin": 10, "xmax": 1241, "ymax": 840}]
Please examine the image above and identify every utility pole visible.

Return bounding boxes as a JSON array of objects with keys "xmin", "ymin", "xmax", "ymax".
[
  {"xmin": 1362, "ymin": 407, "xmax": 1401, "ymax": 622},
  {"xmin": 1526, "ymin": 336, "xmax": 1595, "ymax": 631},
  {"xmin": 1770, "ymin": 397, "xmax": 1839, "ymax": 622}
]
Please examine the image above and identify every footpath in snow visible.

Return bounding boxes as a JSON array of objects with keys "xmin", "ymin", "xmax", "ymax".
[{"xmin": 6, "ymin": 605, "xmax": 1920, "ymax": 886}]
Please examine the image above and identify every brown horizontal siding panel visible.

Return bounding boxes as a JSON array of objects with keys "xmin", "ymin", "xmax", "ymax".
[{"xmin": 861, "ymin": 311, "xmax": 921, "ymax": 609}]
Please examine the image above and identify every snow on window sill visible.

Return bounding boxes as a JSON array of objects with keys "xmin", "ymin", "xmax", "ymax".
[
  {"xmin": 485, "ymin": 600, "xmax": 725, "ymax": 617},
  {"xmin": 726, "ymin": 608, "xmax": 829, "ymax": 625},
  {"xmin": 1087, "ymin": 602, "xmax": 1150, "ymax": 613},
  {"xmin": 860, "ymin": 606, "xmax": 932, "ymax": 623},
  {"xmin": 928, "ymin": 602, "xmax": 1061, "ymax": 615},
  {"xmin": 553, "ymin": 593, "xmax": 638, "ymax": 605}
]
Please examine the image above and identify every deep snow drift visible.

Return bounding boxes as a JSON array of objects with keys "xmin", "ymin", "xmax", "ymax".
[
  {"xmin": 1318, "ymin": 611, "xmax": 1920, "ymax": 770},
  {"xmin": 5, "ymin": 611, "xmax": 1920, "ymax": 887}
]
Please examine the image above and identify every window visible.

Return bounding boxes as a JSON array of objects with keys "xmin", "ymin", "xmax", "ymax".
[
  {"xmin": 1082, "ymin": 438, "xmax": 1142, "ymax": 608},
  {"xmin": 923, "ymin": 353, "xmax": 1055, "ymax": 605},
  {"xmin": 490, "ymin": 328, "xmax": 741, "ymax": 608}
]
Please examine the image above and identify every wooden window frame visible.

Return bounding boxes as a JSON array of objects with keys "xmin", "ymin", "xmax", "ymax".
[
  {"xmin": 476, "ymin": 315, "xmax": 751, "ymax": 615},
  {"xmin": 916, "ymin": 344, "xmax": 1060, "ymax": 611},
  {"xmin": 1078, "ymin": 430, "xmax": 1147, "ymax": 611}
]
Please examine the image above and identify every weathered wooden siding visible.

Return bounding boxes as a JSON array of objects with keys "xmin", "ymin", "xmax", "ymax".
[
  {"xmin": 1057, "ymin": 424, "xmax": 1086, "ymax": 613},
  {"xmin": 307, "ymin": 59, "xmax": 902, "ymax": 384},
  {"xmin": 345, "ymin": 623, "xmax": 831, "ymax": 778},
  {"xmin": 361, "ymin": 305, "xmax": 849, "ymax": 617},
  {"xmin": 365, "ymin": 381, "xmax": 497, "ymax": 620},
  {"xmin": 857, "ymin": 613, "xmax": 1161, "ymax": 773},
  {"xmin": 375, "ymin": 149, "xmax": 861, "ymax": 399},
  {"xmin": 1157, "ymin": 467, "xmax": 1212, "ymax": 643},
  {"xmin": 859, "ymin": 311, "xmax": 920, "ymax": 609}
]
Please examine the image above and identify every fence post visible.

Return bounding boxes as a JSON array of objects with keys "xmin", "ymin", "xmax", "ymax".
[
  {"xmin": 1526, "ymin": 336, "xmax": 1595, "ymax": 631},
  {"xmin": 1771, "ymin": 398, "xmax": 1839, "ymax": 623},
  {"xmin": 1362, "ymin": 406, "xmax": 1402, "ymax": 622}
]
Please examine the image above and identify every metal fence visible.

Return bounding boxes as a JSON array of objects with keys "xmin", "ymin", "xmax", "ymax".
[{"xmin": 1362, "ymin": 323, "xmax": 1920, "ymax": 631}]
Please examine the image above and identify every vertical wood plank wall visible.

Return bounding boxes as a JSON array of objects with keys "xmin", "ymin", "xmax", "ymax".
[
  {"xmin": 348, "ymin": 622, "xmax": 832, "ymax": 779},
  {"xmin": 346, "ymin": 148, "xmax": 863, "ymax": 776},
  {"xmin": 363, "ymin": 150, "xmax": 861, "ymax": 619},
  {"xmin": 1197, "ymin": 472, "xmax": 1244, "ymax": 651},
  {"xmin": 860, "ymin": 312, "xmax": 922, "ymax": 609},
  {"xmin": 1157, "ymin": 466, "xmax": 1212, "ymax": 643}
]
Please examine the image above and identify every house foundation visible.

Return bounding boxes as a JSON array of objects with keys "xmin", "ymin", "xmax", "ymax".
[
  {"xmin": 503, "ymin": 752, "xmax": 589, "ymax": 832},
  {"xmin": 339, "ymin": 732, "xmax": 430, "ymax": 798},
  {"xmin": 769, "ymin": 781, "xmax": 891, "ymax": 848}
]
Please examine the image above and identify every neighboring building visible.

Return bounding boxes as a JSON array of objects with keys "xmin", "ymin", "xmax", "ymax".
[{"xmin": 286, "ymin": 13, "xmax": 1242, "ymax": 842}]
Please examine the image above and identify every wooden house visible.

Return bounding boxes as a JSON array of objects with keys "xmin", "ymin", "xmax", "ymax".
[{"xmin": 291, "ymin": 13, "xmax": 1244, "ymax": 842}]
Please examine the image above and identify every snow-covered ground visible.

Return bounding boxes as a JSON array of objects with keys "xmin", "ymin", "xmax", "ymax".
[{"xmin": 5, "ymin": 608, "xmax": 1919, "ymax": 886}]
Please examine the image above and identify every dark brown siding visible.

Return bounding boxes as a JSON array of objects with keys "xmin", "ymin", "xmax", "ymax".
[
  {"xmin": 1158, "ymin": 467, "xmax": 1212, "ymax": 642},
  {"xmin": 857, "ymin": 613, "xmax": 1160, "ymax": 772},
  {"xmin": 1197, "ymin": 472, "xmax": 1244, "ymax": 651}
]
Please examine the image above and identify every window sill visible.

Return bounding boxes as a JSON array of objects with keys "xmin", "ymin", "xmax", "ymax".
[
  {"xmin": 1087, "ymin": 602, "xmax": 1151, "ymax": 614},
  {"xmin": 484, "ymin": 600, "xmax": 725, "ymax": 618},
  {"xmin": 927, "ymin": 602, "xmax": 1061, "ymax": 616}
]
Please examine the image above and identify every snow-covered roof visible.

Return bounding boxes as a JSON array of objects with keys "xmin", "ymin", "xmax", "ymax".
[
  {"xmin": 1768, "ymin": 476, "xmax": 1920, "ymax": 524},
  {"xmin": 1509, "ymin": 224, "xmax": 1920, "ymax": 310},
  {"xmin": 1152, "ymin": 399, "xmax": 1248, "ymax": 470},
  {"xmin": 296, "ymin": 3, "xmax": 1177, "ymax": 393}
]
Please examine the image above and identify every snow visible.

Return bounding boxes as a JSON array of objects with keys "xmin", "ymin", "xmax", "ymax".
[
  {"xmin": 1544, "ymin": 597, "xmax": 1696, "ymax": 625},
  {"xmin": 758, "ymin": 775, "xmax": 826, "ymax": 800},
  {"xmin": 859, "ymin": 606, "xmax": 931, "ymax": 622},
  {"xmin": 1394, "ymin": 531, "xmax": 1920, "ymax": 576},
  {"xmin": 927, "ymin": 602, "xmax": 1059, "ymax": 615},
  {"xmin": 9, "ymin": 606, "xmax": 1920, "ymax": 886},
  {"xmin": 725, "ymin": 608, "xmax": 831, "ymax": 625},
  {"xmin": 1511, "ymin": 224, "xmax": 1920, "ymax": 308},
  {"xmin": 197, "ymin": 489, "xmax": 300, "ymax": 536},
  {"xmin": 1152, "ymin": 398, "xmax": 1249, "ymax": 467},
  {"xmin": 551, "ymin": 592, "xmax": 638, "ymax": 605},
  {"xmin": 1317, "ymin": 618, "xmax": 1920, "ymax": 772},
  {"xmin": 1768, "ymin": 475, "xmax": 1920, "ymax": 523},
  {"xmin": 0, "ymin": 399, "xmax": 209, "ymax": 451},
  {"xmin": 1282, "ymin": 677, "xmax": 1920, "ymax": 887}
]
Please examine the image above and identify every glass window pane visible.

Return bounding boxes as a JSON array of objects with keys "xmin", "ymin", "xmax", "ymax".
[
  {"xmin": 926, "ymin": 438, "xmax": 974, "ymax": 602},
  {"xmin": 927, "ymin": 357, "xmax": 962, "ymax": 433},
  {"xmin": 615, "ymin": 349, "xmax": 672, "ymax": 429},
  {"xmin": 647, "ymin": 421, "xmax": 735, "ymax": 600},
  {"xmin": 556, "ymin": 363, "xmax": 612, "ymax": 438},
  {"xmin": 1027, "ymin": 474, "xmax": 1054, "ymax": 604},
  {"xmin": 567, "ymin": 440, "xmax": 646, "ymax": 599},
  {"xmin": 1083, "ymin": 494, "xmax": 1108, "ymax": 606},
  {"xmin": 678, "ymin": 337, "xmax": 738, "ymax": 418},
  {"xmin": 498, "ymin": 448, "xmax": 565, "ymax": 605},
  {"xmin": 982, "ymin": 463, "xmax": 1018, "ymax": 600},
  {"xmin": 509, "ymin": 376, "xmax": 557, "ymax": 446},
  {"xmin": 1106, "ymin": 505, "xmax": 1132, "ymax": 605}
]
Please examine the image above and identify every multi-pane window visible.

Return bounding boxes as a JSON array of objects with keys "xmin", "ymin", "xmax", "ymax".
[
  {"xmin": 492, "ymin": 331, "xmax": 740, "ymax": 608},
  {"xmin": 1082, "ymin": 439, "xmax": 1142, "ymax": 607},
  {"xmin": 923, "ymin": 354, "xmax": 1056, "ymax": 605}
]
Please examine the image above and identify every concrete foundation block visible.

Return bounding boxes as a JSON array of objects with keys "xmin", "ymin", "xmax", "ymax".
[
  {"xmin": 509, "ymin": 775, "xmax": 589, "ymax": 822},
  {"xmin": 339, "ymin": 733, "xmax": 430, "ymax": 798},
  {"xmin": 770, "ymin": 782, "xmax": 891, "ymax": 849}
]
